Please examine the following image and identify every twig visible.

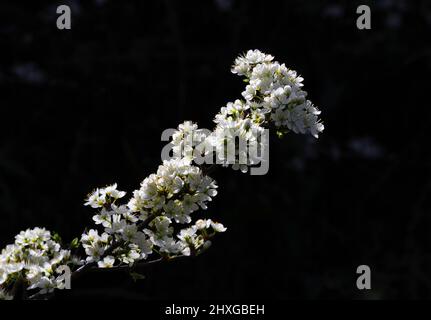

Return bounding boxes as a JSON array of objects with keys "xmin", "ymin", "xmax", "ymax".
[
  {"xmin": 82, "ymin": 255, "xmax": 188, "ymax": 274},
  {"xmin": 28, "ymin": 254, "xmax": 193, "ymax": 300}
]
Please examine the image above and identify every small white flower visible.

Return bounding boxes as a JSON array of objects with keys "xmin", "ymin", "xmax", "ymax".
[
  {"xmin": 81, "ymin": 229, "xmax": 100, "ymax": 244},
  {"xmin": 84, "ymin": 189, "xmax": 106, "ymax": 208},
  {"xmin": 181, "ymin": 246, "xmax": 191, "ymax": 256},
  {"xmin": 101, "ymin": 183, "xmax": 126, "ymax": 199},
  {"xmin": 178, "ymin": 226, "xmax": 197, "ymax": 242},
  {"xmin": 97, "ymin": 256, "xmax": 115, "ymax": 268},
  {"xmin": 105, "ymin": 214, "xmax": 127, "ymax": 235},
  {"xmin": 132, "ymin": 232, "xmax": 153, "ymax": 257},
  {"xmin": 28, "ymin": 276, "xmax": 55, "ymax": 294},
  {"xmin": 211, "ymin": 221, "xmax": 227, "ymax": 233},
  {"xmin": 195, "ymin": 219, "xmax": 210, "ymax": 230},
  {"xmin": 92, "ymin": 209, "xmax": 112, "ymax": 228},
  {"xmin": 122, "ymin": 224, "xmax": 138, "ymax": 242},
  {"xmin": 85, "ymin": 244, "xmax": 105, "ymax": 262},
  {"xmin": 5, "ymin": 262, "xmax": 25, "ymax": 274},
  {"xmin": 242, "ymin": 85, "xmax": 256, "ymax": 101}
]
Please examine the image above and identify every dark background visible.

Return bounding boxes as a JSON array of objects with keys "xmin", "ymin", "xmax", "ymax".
[{"xmin": 0, "ymin": 0, "xmax": 430, "ymax": 299}]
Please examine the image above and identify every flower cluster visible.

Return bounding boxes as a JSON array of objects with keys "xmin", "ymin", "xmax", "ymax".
[
  {"xmin": 144, "ymin": 217, "xmax": 226, "ymax": 257},
  {"xmin": 0, "ymin": 227, "xmax": 75, "ymax": 298},
  {"xmin": 81, "ymin": 160, "xmax": 221, "ymax": 270},
  {"xmin": 127, "ymin": 159, "xmax": 218, "ymax": 222},
  {"xmin": 171, "ymin": 121, "xmax": 210, "ymax": 163},
  {"xmin": 169, "ymin": 50, "xmax": 323, "ymax": 173},
  {"xmin": 84, "ymin": 183, "xmax": 126, "ymax": 209},
  {"xmin": 0, "ymin": 49, "xmax": 322, "ymax": 300},
  {"xmin": 211, "ymin": 100, "xmax": 267, "ymax": 172},
  {"xmin": 233, "ymin": 49, "xmax": 324, "ymax": 138}
]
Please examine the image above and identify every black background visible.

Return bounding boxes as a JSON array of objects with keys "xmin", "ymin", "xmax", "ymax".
[{"xmin": 0, "ymin": 0, "xmax": 430, "ymax": 299}]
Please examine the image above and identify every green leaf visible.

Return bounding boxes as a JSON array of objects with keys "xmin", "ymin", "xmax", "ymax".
[
  {"xmin": 70, "ymin": 238, "xmax": 80, "ymax": 249},
  {"xmin": 130, "ymin": 272, "xmax": 146, "ymax": 282},
  {"xmin": 276, "ymin": 128, "xmax": 289, "ymax": 139},
  {"xmin": 52, "ymin": 232, "xmax": 62, "ymax": 244}
]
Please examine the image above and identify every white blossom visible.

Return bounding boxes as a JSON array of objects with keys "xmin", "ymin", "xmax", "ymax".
[
  {"xmin": 84, "ymin": 189, "xmax": 106, "ymax": 208},
  {"xmin": 0, "ymin": 227, "xmax": 74, "ymax": 299},
  {"xmin": 97, "ymin": 256, "xmax": 115, "ymax": 268},
  {"xmin": 85, "ymin": 184, "xmax": 126, "ymax": 208},
  {"xmin": 231, "ymin": 49, "xmax": 274, "ymax": 76},
  {"xmin": 101, "ymin": 183, "xmax": 126, "ymax": 200},
  {"xmin": 231, "ymin": 49, "xmax": 324, "ymax": 142},
  {"xmin": 0, "ymin": 49, "xmax": 322, "ymax": 299},
  {"xmin": 210, "ymin": 221, "xmax": 227, "ymax": 233}
]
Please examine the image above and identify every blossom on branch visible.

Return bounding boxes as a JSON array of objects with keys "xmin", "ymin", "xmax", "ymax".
[
  {"xmin": 0, "ymin": 227, "xmax": 77, "ymax": 297},
  {"xmin": 0, "ymin": 50, "xmax": 323, "ymax": 299}
]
